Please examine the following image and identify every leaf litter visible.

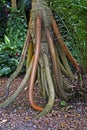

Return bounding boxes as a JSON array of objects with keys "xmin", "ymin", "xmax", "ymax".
[{"xmin": 0, "ymin": 75, "xmax": 87, "ymax": 130}]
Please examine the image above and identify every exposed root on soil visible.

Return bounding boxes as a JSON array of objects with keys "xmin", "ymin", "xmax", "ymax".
[
  {"xmin": 35, "ymin": 53, "xmax": 55, "ymax": 118},
  {"xmin": 28, "ymin": 14, "xmax": 43, "ymax": 111},
  {"xmin": 0, "ymin": 56, "xmax": 34, "ymax": 108},
  {"xmin": 0, "ymin": 29, "xmax": 31, "ymax": 101},
  {"xmin": 46, "ymin": 27, "xmax": 67, "ymax": 101}
]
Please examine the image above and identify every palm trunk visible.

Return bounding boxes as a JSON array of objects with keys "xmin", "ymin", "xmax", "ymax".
[
  {"xmin": 0, "ymin": 0, "xmax": 79, "ymax": 118},
  {"xmin": 11, "ymin": 0, "xmax": 17, "ymax": 9},
  {"xmin": 28, "ymin": 0, "xmax": 67, "ymax": 117}
]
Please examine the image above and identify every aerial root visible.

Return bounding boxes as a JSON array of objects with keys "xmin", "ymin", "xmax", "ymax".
[
  {"xmin": 0, "ymin": 56, "xmax": 34, "ymax": 108},
  {"xmin": 28, "ymin": 14, "xmax": 44, "ymax": 111},
  {"xmin": 0, "ymin": 29, "xmax": 31, "ymax": 101},
  {"xmin": 57, "ymin": 44, "xmax": 74, "ymax": 79},
  {"xmin": 35, "ymin": 53, "xmax": 55, "ymax": 118},
  {"xmin": 56, "ymin": 50, "xmax": 70, "ymax": 78},
  {"xmin": 51, "ymin": 15, "xmax": 79, "ymax": 70},
  {"xmin": 46, "ymin": 27, "xmax": 67, "ymax": 101},
  {"xmin": 26, "ymin": 41, "xmax": 34, "ymax": 72},
  {"xmin": 39, "ymin": 56, "xmax": 49, "ymax": 99}
]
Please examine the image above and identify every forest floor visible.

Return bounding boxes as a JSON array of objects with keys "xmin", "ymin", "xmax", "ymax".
[{"xmin": 0, "ymin": 75, "xmax": 87, "ymax": 130}]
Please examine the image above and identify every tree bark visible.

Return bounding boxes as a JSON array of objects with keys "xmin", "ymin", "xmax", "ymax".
[{"xmin": 11, "ymin": 0, "xmax": 17, "ymax": 9}]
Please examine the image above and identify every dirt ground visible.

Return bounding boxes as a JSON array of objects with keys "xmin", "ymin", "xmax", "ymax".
[{"xmin": 0, "ymin": 76, "xmax": 87, "ymax": 130}]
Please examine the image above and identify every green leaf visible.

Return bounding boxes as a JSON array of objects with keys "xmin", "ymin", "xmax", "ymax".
[
  {"xmin": 4, "ymin": 35, "xmax": 10, "ymax": 45},
  {"xmin": 60, "ymin": 100, "xmax": 66, "ymax": 106},
  {"xmin": 0, "ymin": 67, "xmax": 11, "ymax": 76},
  {"xmin": 79, "ymin": 74, "xmax": 83, "ymax": 81}
]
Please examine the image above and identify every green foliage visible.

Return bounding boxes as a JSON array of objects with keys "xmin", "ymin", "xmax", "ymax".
[
  {"xmin": 20, "ymin": 0, "xmax": 31, "ymax": 9},
  {"xmin": 60, "ymin": 100, "xmax": 66, "ymax": 106},
  {"xmin": 48, "ymin": 0, "xmax": 87, "ymax": 72},
  {"xmin": 0, "ymin": 35, "xmax": 19, "ymax": 76},
  {"xmin": 19, "ymin": 0, "xmax": 32, "ymax": 23},
  {"xmin": 6, "ymin": 11, "xmax": 27, "ymax": 49},
  {"xmin": 0, "ymin": 11, "xmax": 27, "ymax": 76},
  {"xmin": 1, "ymin": 0, "xmax": 6, "ymax": 4}
]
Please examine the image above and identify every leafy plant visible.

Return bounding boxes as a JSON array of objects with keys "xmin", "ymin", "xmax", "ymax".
[
  {"xmin": 0, "ymin": 11, "xmax": 27, "ymax": 76},
  {"xmin": 6, "ymin": 11, "xmax": 27, "ymax": 49},
  {"xmin": 0, "ymin": 36, "xmax": 19, "ymax": 76},
  {"xmin": 60, "ymin": 100, "xmax": 66, "ymax": 106}
]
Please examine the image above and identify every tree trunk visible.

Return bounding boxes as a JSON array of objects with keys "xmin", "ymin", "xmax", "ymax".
[
  {"xmin": 0, "ymin": 0, "xmax": 79, "ymax": 118},
  {"xmin": 11, "ymin": 0, "xmax": 17, "ymax": 9},
  {"xmin": 28, "ymin": 0, "xmax": 68, "ymax": 118}
]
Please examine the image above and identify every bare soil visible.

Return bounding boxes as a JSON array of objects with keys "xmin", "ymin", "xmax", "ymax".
[{"xmin": 0, "ymin": 76, "xmax": 87, "ymax": 130}]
